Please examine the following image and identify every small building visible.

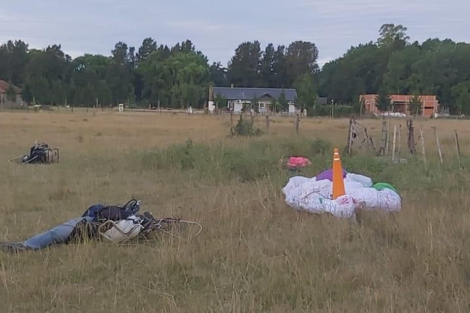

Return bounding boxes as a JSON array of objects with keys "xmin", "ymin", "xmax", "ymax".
[
  {"xmin": 209, "ymin": 86, "xmax": 298, "ymax": 114},
  {"xmin": 316, "ymin": 97, "xmax": 328, "ymax": 105},
  {"xmin": 360, "ymin": 94, "xmax": 439, "ymax": 117},
  {"xmin": 0, "ymin": 80, "xmax": 23, "ymax": 108}
]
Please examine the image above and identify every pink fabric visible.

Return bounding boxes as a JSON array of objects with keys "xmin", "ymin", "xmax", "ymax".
[{"xmin": 287, "ymin": 157, "xmax": 311, "ymax": 169}]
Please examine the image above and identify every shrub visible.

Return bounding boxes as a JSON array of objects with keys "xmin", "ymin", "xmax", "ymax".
[{"xmin": 230, "ymin": 114, "xmax": 262, "ymax": 137}]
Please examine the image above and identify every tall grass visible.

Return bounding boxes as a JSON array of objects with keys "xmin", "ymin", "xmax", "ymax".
[{"xmin": 1, "ymin": 112, "xmax": 470, "ymax": 312}]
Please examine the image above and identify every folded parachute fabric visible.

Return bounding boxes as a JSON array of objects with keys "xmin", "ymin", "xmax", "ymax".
[
  {"xmin": 372, "ymin": 182, "xmax": 398, "ymax": 194},
  {"xmin": 282, "ymin": 171, "xmax": 401, "ymax": 219},
  {"xmin": 316, "ymin": 168, "xmax": 347, "ymax": 182}
]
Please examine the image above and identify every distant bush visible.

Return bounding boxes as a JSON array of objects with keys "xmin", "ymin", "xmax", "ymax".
[
  {"xmin": 230, "ymin": 114, "xmax": 262, "ymax": 137},
  {"xmin": 139, "ymin": 138, "xmax": 281, "ymax": 182},
  {"xmin": 136, "ymin": 136, "xmax": 460, "ymax": 192}
]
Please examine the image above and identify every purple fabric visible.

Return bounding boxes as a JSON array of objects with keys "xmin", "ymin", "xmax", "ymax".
[{"xmin": 316, "ymin": 169, "xmax": 347, "ymax": 181}]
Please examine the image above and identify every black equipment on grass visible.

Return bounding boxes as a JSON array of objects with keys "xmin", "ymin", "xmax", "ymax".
[{"xmin": 9, "ymin": 141, "xmax": 60, "ymax": 164}]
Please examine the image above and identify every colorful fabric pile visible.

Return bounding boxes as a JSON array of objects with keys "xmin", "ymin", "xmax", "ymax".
[{"xmin": 282, "ymin": 169, "xmax": 401, "ymax": 219}]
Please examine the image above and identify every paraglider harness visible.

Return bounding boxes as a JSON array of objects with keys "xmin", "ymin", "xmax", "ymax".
[
  {"xmin": 1, "ymin": 199, "xmax": 202, "ymax": 252},
  {"xmin": 82, "ymin": 199, "xmax": 202, "ymax": 243},
  {"xmin": 9, "ymin": 141, "xmax": 60, "ymax": 164}
]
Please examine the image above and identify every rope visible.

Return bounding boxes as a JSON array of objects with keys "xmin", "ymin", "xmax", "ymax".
[
  {"xmin": 8, "ymin": 154, "xmax": 39, "ymax": 165},
  {"xmin": 152, "ymin": 219, "xmax": 203, "ymax": 240}
]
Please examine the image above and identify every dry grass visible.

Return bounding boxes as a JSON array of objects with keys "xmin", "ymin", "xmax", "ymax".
[{"xmin": 1, "ymin": 111, "xmax": 470, "ymax": 312}]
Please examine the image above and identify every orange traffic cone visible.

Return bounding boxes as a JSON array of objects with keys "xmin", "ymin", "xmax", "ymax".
[{"xmin": 332, "ymin": 148, "xmax": 346, "ymax": 199}]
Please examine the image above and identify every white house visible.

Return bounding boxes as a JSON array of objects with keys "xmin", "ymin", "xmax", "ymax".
[{"xmin": 210, "ymin": 86, "xmax": 298, "ymax": 114}]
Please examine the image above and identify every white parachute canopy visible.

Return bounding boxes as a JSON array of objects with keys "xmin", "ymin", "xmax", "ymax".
[{"xmin": 282, "ymin": 172, "xmax": 401, "ymax": 219}]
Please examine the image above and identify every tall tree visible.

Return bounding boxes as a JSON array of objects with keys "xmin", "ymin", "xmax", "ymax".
[
  {"xmin": 451, "ymin": 82, "xmax": 470, "ymax": 115},
  {"xmin": 377, "ymin": 24, "xmax": 410, "ymax": 48},
  {"xmin": 136, "ymin": 38, "xmax": 157, "ymax": 65},
  {"xmin": 295, "ymin": 74, "xmax": 317, "ymax": 112},
  {"xmin": 278, "ymin": 90, "xmax": 289, "ymax": 111},
  {"xmin": 0, "ymin": 40, "xmax": 29, "ymax": 86},
  {"xmin": 6, "ymin": 83, "xmax": 17, "ymax": 102},
  {"xmin": 408, "ymin": 94, "xmax": 423, "ymax": 116},
  {"xmin": 228, "ymin": 41, "xmax": 262, "ymax": 87},
  {"xmin": 260, "ymin": 43, "xmax": 276, "ymax": 87},
  {"xmin": 210, "ymin": 62, "xmax": 229, "ymax": 87},
  {"xmin": 272, "ymin": 45, "xmax": 288, "ymax": 88},
  {"xmin": 23, "ymin": 45, "xmax": 71, "ymax": 105},
  {"xmin": 285, "ymin": 41, "xmax": 319, "ymax": 86},
  {"xmin": 375, "ymin": 89, "xmax": 392, "ymax": 112},
  {"xmin": 112, "ymin": 42, "xmax": 129, "ymax": 66}
]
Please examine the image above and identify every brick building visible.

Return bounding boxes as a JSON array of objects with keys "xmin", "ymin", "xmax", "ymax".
[
  {"xmin": 360, "ymin": 94, "xmax": 439, "ymax": 117},
  {"xmin": 0, "ymin": 80, "xmax": 23, "ymax": 108}
]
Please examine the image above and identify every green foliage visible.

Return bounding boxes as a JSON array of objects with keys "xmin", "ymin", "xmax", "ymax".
[
  {"xmin": 210, "ymin": 62, "xmax": 229, "ymax": 87},
  {"xmin": 138, "ymin": 47, "xmax": 210, "ymax": 108},
  {"xmin": 375, "ymin": 89, "xmax": 392, "ymax": 112},
  {"xmin": 294, "ymin": 74, "xmax": 317, "ymax": 111},
  {"xmin": 138, "ymin": 137, "xmax": 338, "ymax": 183},
  {"xmin": 278, "ymin": 90, "xmax": 289, "ymax": 112},
  {"xmin": 139, "ymin": 139, "xmax": 279, "ymax": 182},
  {"xmin": 311, "ymin": 138, "xmax": 332, "ymax": 155},
  {"xmin": 377, "ymin": 24, "xmax": 410, "ymax": 48},
  {"xmin": 214, "ymin": 93, "xmax": 227, "ymax": 109},
  {"xmin": 318, "ymin": 24, "xmax": 470, "ymax": 115},
  {"xmin": 228, "ymin": 40, "xmax": 319, "ymax": 89},
  {"xmin": 313, "ymin": 104, "xmax": 356, "ymax": 117},
  {"xmin": 231, "ymin": 114, "xmax": 262, "ymax": 137},
  {"xmin": 270, "ymin": 98, "xmax": 278, "ymax": 113},
  {"xmin": 21, "ymin": 85, "xmax": 33, "ymax": 103},
  {"xmin": 2, "ymin": 24, "xmax": 470, "ymax": 114},
  {"xmin": 251, "ymin": 94, "xmax": 259, "ymax": 111},
  {"xmin": 408, "ymin": 95, "xmax": 423, "ymax": 116},
  {"xmin": 451, "ymin": 82, "xmax": 470, "ymax": 115},
  {"xmin": 6, "ymin": 83, "xmax": 17, "ymax": 101}
]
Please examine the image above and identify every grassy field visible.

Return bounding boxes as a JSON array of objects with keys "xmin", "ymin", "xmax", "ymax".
[{"xmin": 1, "ymin": 111, "xmax": 470, "ymax": 312}]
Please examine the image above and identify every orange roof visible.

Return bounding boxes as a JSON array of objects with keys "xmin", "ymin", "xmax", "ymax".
[{"xmin": 0, "ymin": 80, "xmax": 21, "ymax": 94}]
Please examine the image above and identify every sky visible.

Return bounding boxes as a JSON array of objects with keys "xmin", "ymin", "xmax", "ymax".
[{"xmin": 1, "ymin": 0, "xmax": 469, "ymax": 67}]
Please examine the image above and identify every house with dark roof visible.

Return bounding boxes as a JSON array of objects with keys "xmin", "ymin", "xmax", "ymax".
[
  {"xmin": 209, "ymin": 86, "xmax": 298, "ymax": 114},
  {"xmin": 0, "ymin": 80, "xmax": 23, "ymax": 108}
]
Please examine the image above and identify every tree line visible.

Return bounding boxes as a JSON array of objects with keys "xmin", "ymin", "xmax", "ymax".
[
  {"xmin": 0, "ymin": 23, "xmax": 469, "ymax": 114},
  {"xmin": 319, "ymin": 24, "xmax": 470, "ymax": 115},
  {"xmin": 0, "ymin": 38, "xmax": 319, "ymax": 110}
]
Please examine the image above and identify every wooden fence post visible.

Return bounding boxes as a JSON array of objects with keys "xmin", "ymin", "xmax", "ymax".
[
  {"xmin": 386, "ymin": 122, "xmax": 391, "ymax": 155},
  {"xmin": 420, "ymin": 126, "xmax": 426, "ymax": 163},
  {"xmin": 433, "ymin": 126, "xmax": 444, "ymax": 164},
  {"xmin": 392, "ymin": 125, "xmax": 397, "ymax": 162},
  {"xmin": 265, "ymin": 115, "xmax": 270, "ymax": 132},
  {"xmin": 454, "ymin": 130, "xmax": 462, "ymax": 170},
  {"xmin": 379, "ymin": 119, "xmax": 387, "ymax": 156},
  {"xmin": 295, "ymin": 114, "xmax": 300, "ymax": 135},
  {"xmin": 407, "ymin": 119, "xmax": 416, "ymax": 155},
  {"xmin": 346, "ymin": 117, "xmax": 354, "ymax": 155},
  {"xmin": 398, "ymin": 124, "xmax": 402, "ymax": 160}
]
